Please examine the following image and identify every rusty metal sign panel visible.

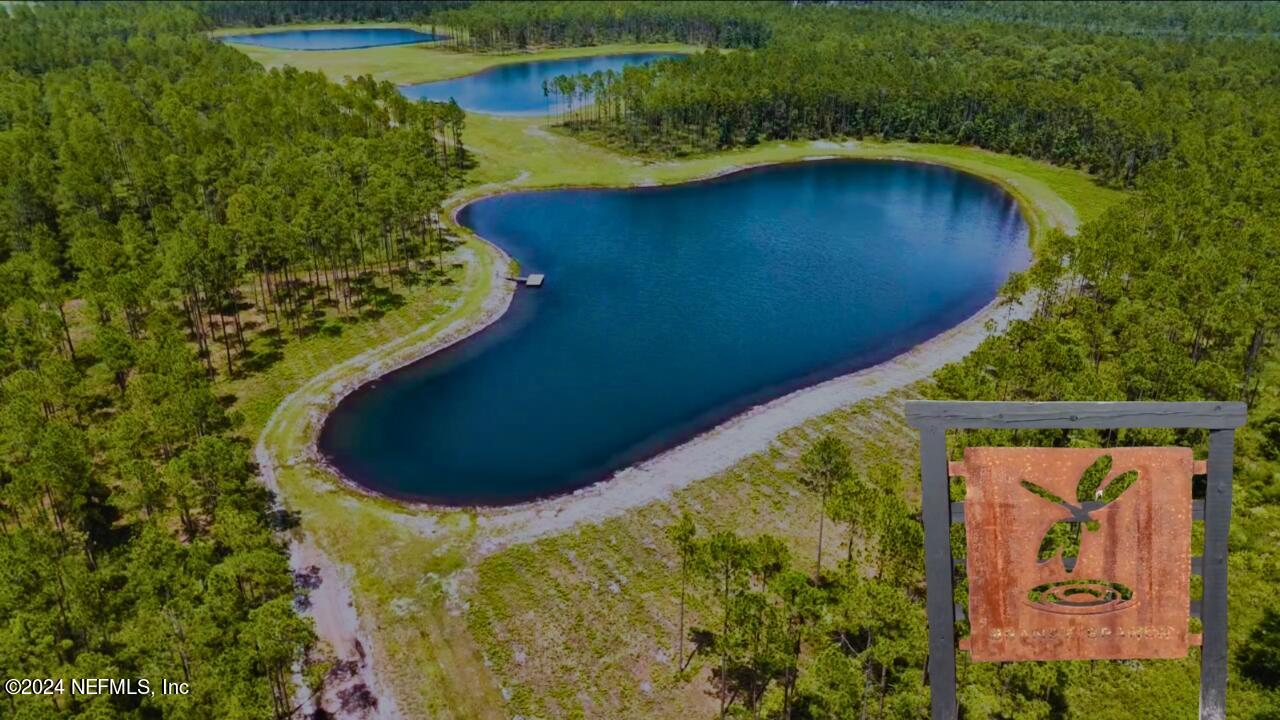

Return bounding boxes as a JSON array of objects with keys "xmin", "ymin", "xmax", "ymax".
[{"xmin": 958, "ymin": 447, "xmax": 1193, "ymax": 661}]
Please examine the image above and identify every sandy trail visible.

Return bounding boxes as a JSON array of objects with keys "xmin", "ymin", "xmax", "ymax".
[
  {"xmin": 256, "ymin": 445, "xmax": 404, "ymax": 719},
  {"xmin": 255, "ymin": 244, "xmax": 515, "ymax": 719}
]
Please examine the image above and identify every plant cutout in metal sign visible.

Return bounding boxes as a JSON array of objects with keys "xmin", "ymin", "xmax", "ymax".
[
  {"xmin": 1018, "ymin": 455, "xmax": 1139, "ymax": 614},
  {"xmin": 1020, "ymin": 455, "xmax": 1137, "ymax": 572}
]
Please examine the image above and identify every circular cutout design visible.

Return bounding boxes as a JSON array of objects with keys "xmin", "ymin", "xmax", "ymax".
[{"xmin": 1024, "ymin": 579, "xmax": 1136, "ymax": 615}]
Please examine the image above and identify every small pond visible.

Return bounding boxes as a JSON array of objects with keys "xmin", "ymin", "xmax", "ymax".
[
  {"xmin": 220, "ymin": 27, "xmax": 441, "ymax": 51},
  {"xmin": 400, "ymin": 52, "xmax": 685, "ymax": 115},
  {"xmin": 320, "ymin": 160, "xmax": 1029, "ymax": 505}
]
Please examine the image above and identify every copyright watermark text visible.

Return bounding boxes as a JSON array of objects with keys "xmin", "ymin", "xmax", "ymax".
[{"xmin": 5, "ymin": 678, "xmax": 190, "ymax": 696}]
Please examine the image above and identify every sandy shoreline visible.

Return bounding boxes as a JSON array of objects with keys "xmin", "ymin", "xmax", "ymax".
[
  {"xmin": 257, "ymin": 152, "xmax": 1066, "ymax": 718},
  {"xmin": 301, "ymin": 155, "xmax": 1061, "ymax": 540},
  {"xmin": 473, "ymin": 291, "xmax": 1033, "ymax": 550},
  {"xmin": 274, "ymin": 243, "xmax": 519, "ymax": 512},
  {"xmin": 289, "ymin": 232, "xmax": 1032, "ymax": 550}
]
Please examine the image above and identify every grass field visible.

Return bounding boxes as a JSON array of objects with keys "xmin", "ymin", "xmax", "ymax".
[
  {"xmin": 225, "ymin": 37, "xmax": 1130, "ymax": 719},
  {"xmin": 460, "ymin": 113, "xmax": 1119, "ymax": 244},
  {"xmin": 213, "ymin": 21, "xmax": 700, "ymax": 85}
]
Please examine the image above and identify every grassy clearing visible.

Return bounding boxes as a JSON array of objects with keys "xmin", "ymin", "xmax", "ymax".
[
  {"xmin": 228, "ymin": 256, "xmax": 473, "ymax": 434},
  {"xmin": 469, "ymin": 388, "xmax": 924, "ymax": 719},
  {"xmin": 220, "ymin": 24, "xmax": 700, "ymax": 86},
  {"xmin": 222, "ymin": 39, "xmax": 1131, "ymax": 720}
]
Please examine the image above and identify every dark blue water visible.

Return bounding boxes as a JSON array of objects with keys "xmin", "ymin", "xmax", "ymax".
[
  {"xmin": 220, "ymin": 28, "xmax": 440, "ymax": 51},
  {"xmin": 400, "ymin": 52, "xmax": 684, "ymax": 115},
  {"xmin": 320, "ymin": 161, "xmax": 1029, "ymax": 505}
]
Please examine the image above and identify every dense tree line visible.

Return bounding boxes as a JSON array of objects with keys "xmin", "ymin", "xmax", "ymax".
[
  {"xmin": 875, "ymin": 1, "xmax": 1280, "ymax": 38},
  {"xmin": 431, "ymin": 1, "xmax": 774, "ymax": 52},
  {"xmin": 0, "ymin": 2, "xmax": 467, "ymax": 717},
  {"xmin": 197, "ymin": 0, "xmax": 466, "ymax": 28},
  {"xmin": 561, "ymin": 8, "xmax": 1280, "ymax": 187},
  {"xmin": 1, "ymin": 2, "xmax": 467, "ymax": 380}
]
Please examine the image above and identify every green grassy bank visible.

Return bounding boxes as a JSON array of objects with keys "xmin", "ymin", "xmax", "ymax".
[{"xmin": 214, "ymin": 21, "xmax": 700, "ymax": 86}]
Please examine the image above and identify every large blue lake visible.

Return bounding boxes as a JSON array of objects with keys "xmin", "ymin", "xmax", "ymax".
[
  {"xmin": 220, "ymin": 28, "xmax": 440, "ymax": 51},
  {"xmin": 320, "ymin": 160, "xmax": 1029, "ymax": 505},
  {"xmin": 400, "ymin": 52, "xmax": 684, "ymax": 115}
]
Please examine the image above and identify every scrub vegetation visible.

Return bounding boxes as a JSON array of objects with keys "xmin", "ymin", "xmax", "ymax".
[{"xmin": 2, "ymin": 1, "xmax": 1279, "ymax": 720}]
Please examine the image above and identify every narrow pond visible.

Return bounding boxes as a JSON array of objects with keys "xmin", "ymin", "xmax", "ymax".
[
  {"xmin": 400, "ymin": 52, "xmax": 685, "ymax": 115},
  {"xmin": 220, "ymin": 28, "xmax": 441, "ymax": 51},
  {"xmin": 320, "ymin": 160, "xmax": 1030, "ymax": 505}
]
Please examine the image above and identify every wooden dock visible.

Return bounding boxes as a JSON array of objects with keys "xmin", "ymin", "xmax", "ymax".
[{"xmin": 509, "ymin": 273, "xmax": 545, "ymax": 287}]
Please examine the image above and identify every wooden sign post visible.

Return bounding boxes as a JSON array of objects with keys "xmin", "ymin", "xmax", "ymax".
[{"xmin": 905, "ymin": 401, "xmax": 1246, "ymax": 720}]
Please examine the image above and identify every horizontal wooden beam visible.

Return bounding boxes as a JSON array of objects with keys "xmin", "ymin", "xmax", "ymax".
[{"xmin": 905, "ymin": 401, "xmax": 1246, "ymax": 430}]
